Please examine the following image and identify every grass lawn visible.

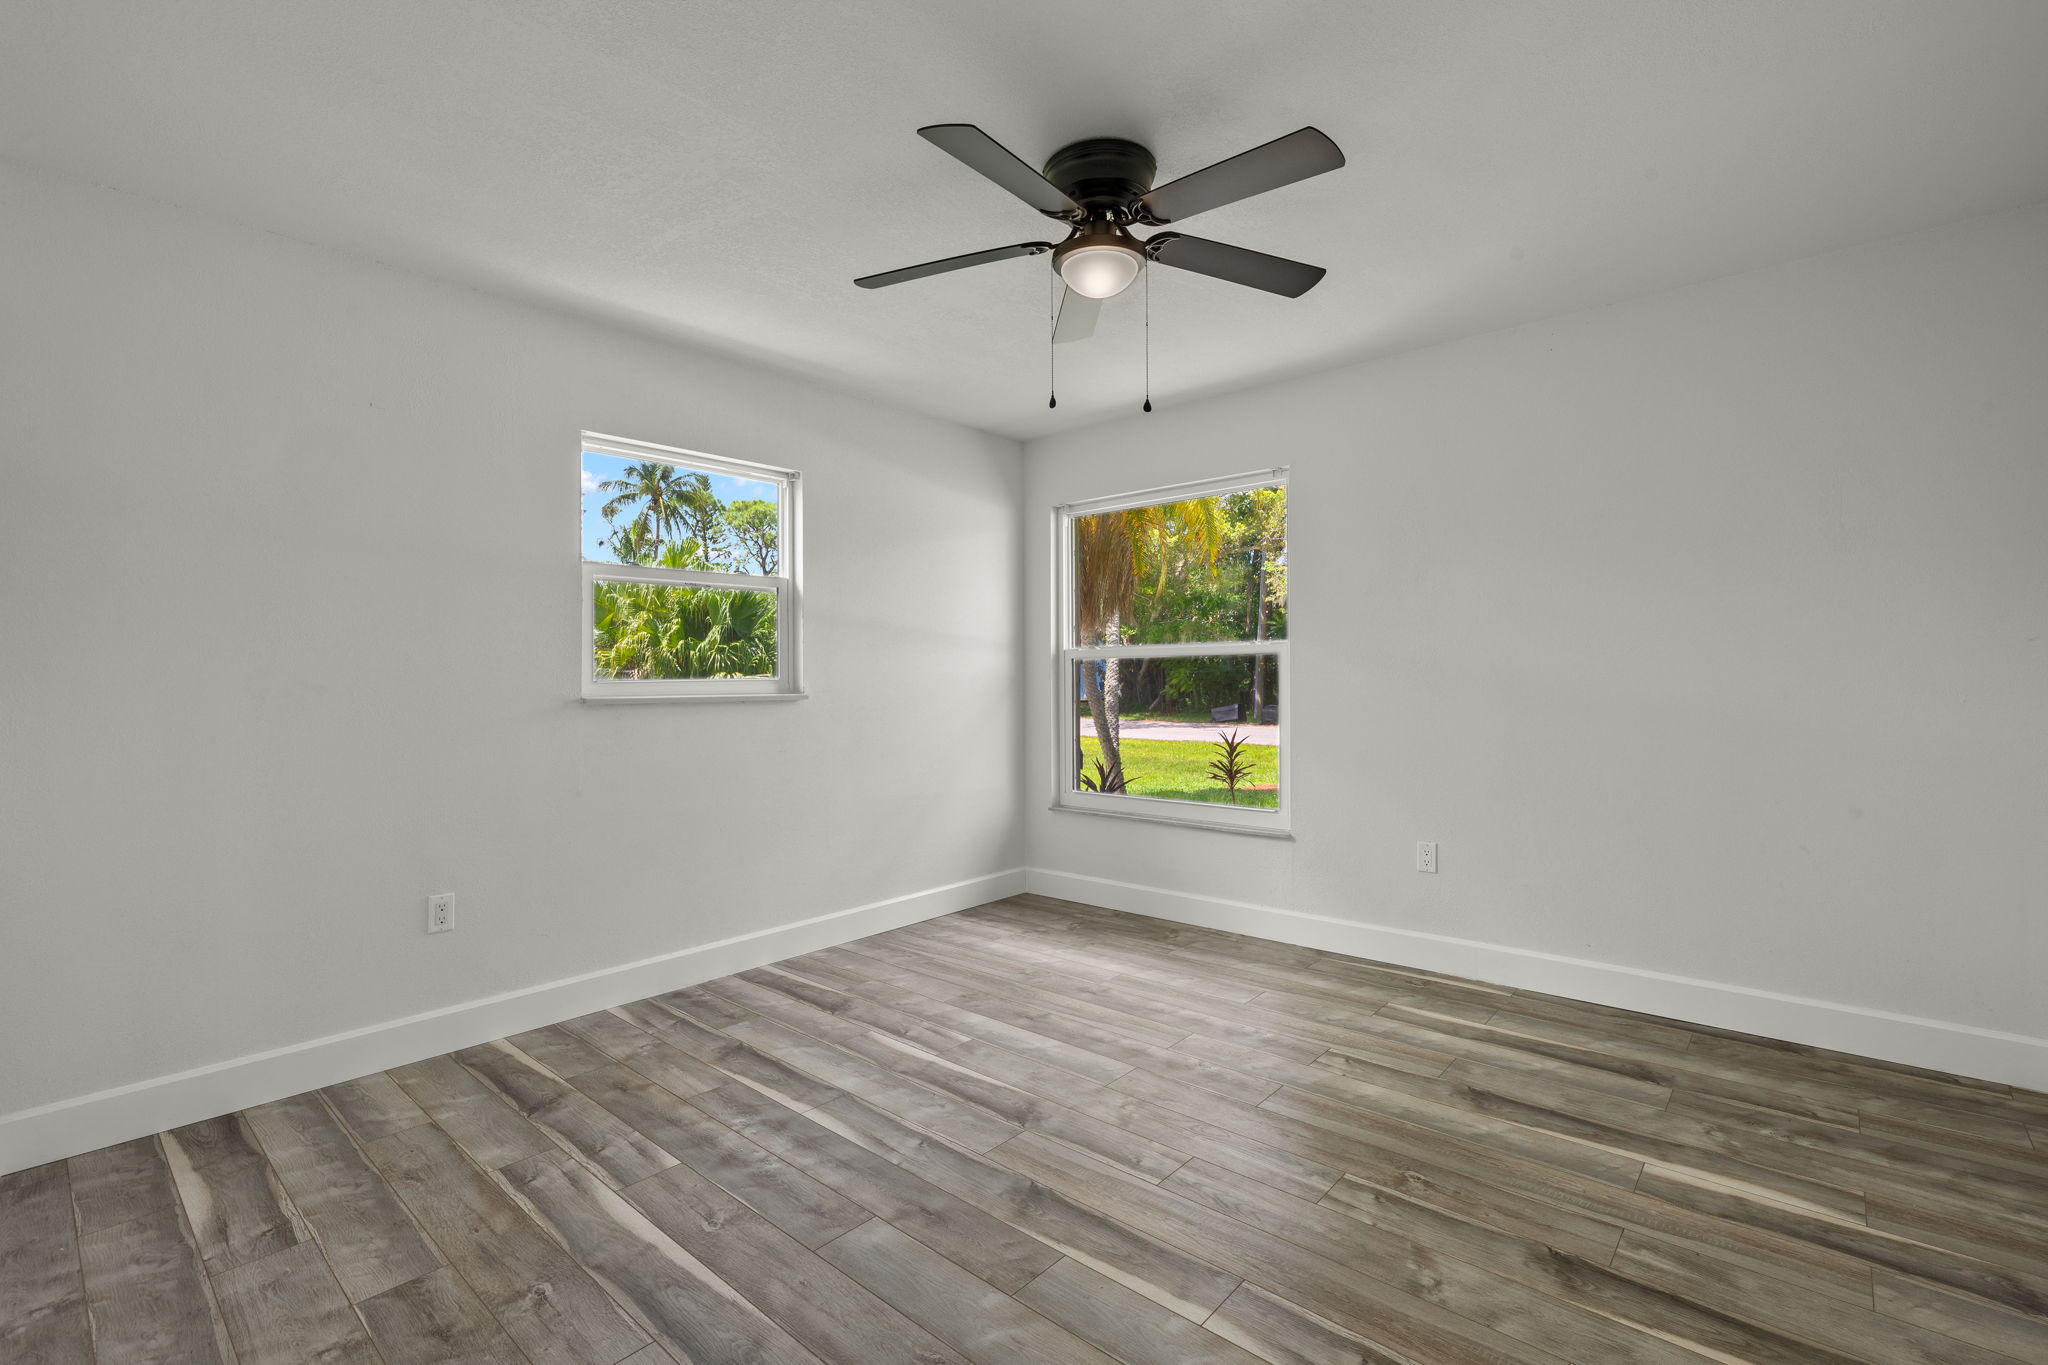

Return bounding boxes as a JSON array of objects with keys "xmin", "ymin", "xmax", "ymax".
[{"xmin": 1079, "ymin": 736, "xmax": 1279, "ymax": 808}]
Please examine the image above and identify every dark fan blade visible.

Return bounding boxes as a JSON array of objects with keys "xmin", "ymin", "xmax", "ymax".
[
  {"xmin": 855, "ymin": 241, "xmax": 1053, "ymax": 289},
  {"xmin": 1139, "ymin": 127, "xmax": 1344, "ymax": 224},
  {"xmin": 1145, "ymin": 233, "xmax": 1326, "ymax": 297},
  {"xmin": 918, "ymin": 124, "xmax": 1081, "ymax": 216}
]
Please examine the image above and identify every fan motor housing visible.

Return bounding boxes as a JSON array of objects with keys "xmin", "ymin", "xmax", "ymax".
[{"xmin": 1042, "ymin": 137, "xmax": 1157, "ymax": 213}]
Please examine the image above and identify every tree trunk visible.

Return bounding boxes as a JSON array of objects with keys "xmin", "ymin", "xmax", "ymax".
[
  {"xmin": 1082, "ymin": 659, "xmax": 1126, "ymax": 788},
  {"xmin": 1250, "ymin": 549, "xmax": 1269, "ymax": 718},
  {"xmin": 1079, "ymin": 621, "xmax": 1126, "ymax": 790}
]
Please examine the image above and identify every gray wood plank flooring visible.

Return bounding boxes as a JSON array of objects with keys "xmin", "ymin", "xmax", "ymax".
[{"xmin": 8, "ymin": 894, "xmax": 2046, "ymax": 1363}]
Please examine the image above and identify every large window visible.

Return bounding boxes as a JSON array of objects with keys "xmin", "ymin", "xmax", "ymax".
[
  {"xmin": 1054, "ymin": 469, "xmax": 1288, "ymax": 834},
  {"xmin": 580, "ymin": 432, "xmax": 801, "ymax": 700}
]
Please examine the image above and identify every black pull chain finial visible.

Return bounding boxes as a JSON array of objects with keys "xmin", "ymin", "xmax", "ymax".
[{"xmin": 1048, "ymin": 272, "xmax": 1058, "ymax": 408}]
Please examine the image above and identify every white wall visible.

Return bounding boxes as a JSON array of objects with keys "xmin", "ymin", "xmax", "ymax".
[
  {"xmin": 5, "ymin": 159, "xmax": 2044, "ymax": 1169},
  {"xmin": 0, "ymin": 165, "xmax": 1025, "ymax": 1140},
  {"xmin": 1024, "ymin": 202, "xmax": 2048, "ymax": 1081}
]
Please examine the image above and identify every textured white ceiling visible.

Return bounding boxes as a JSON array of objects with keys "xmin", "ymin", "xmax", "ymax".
[{"xmin": 6, "ymin": 1, "xmax": 2048, "ymax": 439}]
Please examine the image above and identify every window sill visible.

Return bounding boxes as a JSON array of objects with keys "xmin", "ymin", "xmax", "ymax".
[
  {"xmin": 580, "ymin": 691, "xmax": 808, "ymax": 704},
  {"xmin": 1049, "ymin": 800, "xmax": 1294, "ymax": 840}
]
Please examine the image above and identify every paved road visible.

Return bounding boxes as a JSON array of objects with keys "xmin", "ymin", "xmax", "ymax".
[{"xmin": 1080, "ymin": 718, "xmax": 1280, "ymax": 745}]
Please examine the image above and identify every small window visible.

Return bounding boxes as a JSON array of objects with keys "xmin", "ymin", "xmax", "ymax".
[
  {"xmin": 1054, "ymin": 469, "xmax": 1288, "ymax": 834},
  {"xmin": 580, "ymin": 432, "xmax": 801, "ymax": 700}
]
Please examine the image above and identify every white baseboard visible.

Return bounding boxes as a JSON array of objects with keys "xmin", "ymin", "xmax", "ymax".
[
  {"xmin": 0, "ymin": 869, "xmax": 1025, "ymax": 1176},
  {"xmin": 1024, "ymin": 868, "xmax": 2048, "ymax": 1092}
]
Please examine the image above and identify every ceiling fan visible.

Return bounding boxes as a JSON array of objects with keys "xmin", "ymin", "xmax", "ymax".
[{"xmin": 856, "ymin": 124, "xmax": 1344, "ymax": 345}]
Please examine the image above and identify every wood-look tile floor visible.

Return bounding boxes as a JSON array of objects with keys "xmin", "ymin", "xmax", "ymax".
[{"xmin": 7, "ymin": 895, "xmax": 2048, "ymax": 1364}]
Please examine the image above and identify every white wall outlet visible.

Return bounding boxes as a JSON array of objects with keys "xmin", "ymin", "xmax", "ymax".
[
  {"xmin": 426, "ymin": 892, "xmax": 454, "ymax": 933},
  {"xmin": 1416, "ymin": 841, "xmax": 1439, "ymax": 874}
]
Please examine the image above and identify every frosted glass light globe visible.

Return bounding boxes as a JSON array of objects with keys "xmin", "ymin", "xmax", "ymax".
[{"xmin": 1058, "ymin": 243, "xmax": 1144, "ymax": 299}]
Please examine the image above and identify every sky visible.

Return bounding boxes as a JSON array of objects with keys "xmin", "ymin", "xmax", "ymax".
[{"xmin": 580, "ymin": 450, "xmax": 778, "ymax": 564}]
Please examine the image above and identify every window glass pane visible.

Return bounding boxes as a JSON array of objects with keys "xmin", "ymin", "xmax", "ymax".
[
  {"xmin": 1071, "ymin": 486, "xmax": 1285, "ymax": 646},
  {"xmin": 582, "ymin": 449, "xmax": 782, "ymax": 573},
  {"xmin": 1073, "ymin": 654, "xmax": 1280, "ymax": 809},
  {"xmin": 593, "ymin": 582, "xmax": 777, "ymax": 680}
]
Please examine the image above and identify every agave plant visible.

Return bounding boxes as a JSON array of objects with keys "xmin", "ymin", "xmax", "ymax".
[
  {"xmin": 1207, "ymin": 728, "xmax": 1255, "ymax": 803},
  {"xmin": 1077, "ymin": 757, "xmax": 1127, "ymax": 794}
]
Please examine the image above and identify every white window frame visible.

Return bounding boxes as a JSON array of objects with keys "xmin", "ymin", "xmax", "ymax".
[
  {"xmin": 580, "ymin": 431, "xmax": 803, "ymax": 702},
  {"xmin": 1051, "ymin": 467, "xmax": 1290, "ymax": 836}
]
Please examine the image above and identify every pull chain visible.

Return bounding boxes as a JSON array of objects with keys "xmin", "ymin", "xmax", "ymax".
[
  {"xmin": 1142, "ymin": 265, "xmax": 1153, "ymax": 413},
  {"xmin": 1048, "ymin": 272, "xmax": 1058, "ymax": 409}
]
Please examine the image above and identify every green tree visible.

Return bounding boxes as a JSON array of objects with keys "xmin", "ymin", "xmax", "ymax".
[
  {"xmin": 1227, "ymin": 488, "xmax": 1287, "ymax": 717},
  {"xmin": 676, "ymin": 480, "xmax": 728, "ymax": 567},
  {"xmin": 725, "ymin": 499, "xmax": 779, "ymax": 574}
]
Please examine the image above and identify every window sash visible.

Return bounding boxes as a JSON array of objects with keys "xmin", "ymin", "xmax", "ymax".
[
  {"xmin": 1055, "ymin": 468, "xmax": 1286, "ymax": 655},
  {"xmin": 1058, "ymin": 651, "xmax": 1290, "ymax": 834},
  {"xmin": 1063, "ymin": 640, "xmax": 1288, "ymax": 662},
  {"xmin": 581, "ymin": 431, "xmax": 801, "ymax": 700},
  {"xmin": 581, "ymin": 564, "xmax": 795, "ymax": 697},
  {"xmin": 1052, "ymin": 469, "xmax": 1290, "ymax": 835},
  {"xmin": 584, "ymin": 563, "xmax": 783, "ymax": 593},
  {"xmin": 582, "ymin": 437, "xmax": 793, "ymax": 578}
]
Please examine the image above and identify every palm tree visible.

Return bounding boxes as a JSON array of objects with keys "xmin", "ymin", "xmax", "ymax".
[
  {"xmin": 597, "ymin": 462, "xmax": 706, "ymax": 563},
  {"xmin": 682, "ymin": 585, "xmax": 777, "ymax": 675},
  {"xmin": 1072, "ymin": 497, "xmax": 1226, "ymax": 789},
  {"xmin": 603, "ymin": 518, "xmax": 661, "ymax": 566},
  {"xmin": 592, "ymin": 571, "xmax": 777, "ymax": 680}
]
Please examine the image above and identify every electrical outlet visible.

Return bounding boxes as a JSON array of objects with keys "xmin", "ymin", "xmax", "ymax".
[
  {"xmin": 1416, "ymin": 842, "xmax": 1438, "ymax": 874},
  {"xmin": 426, "ymin": 893, "xmax": 454, "ymax": 933}
]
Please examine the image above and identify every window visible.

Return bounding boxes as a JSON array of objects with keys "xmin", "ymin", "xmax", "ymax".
[
  {"xmin": 580, "ymin": 432, "xmax": 801, "ymax": 700},
  {"xmin": 1054, "ymin": 469, "xmax": 1288, "ymax": 834}
]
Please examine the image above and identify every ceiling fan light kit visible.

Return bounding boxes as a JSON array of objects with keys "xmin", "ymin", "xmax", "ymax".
[
  {"xmin": 856, "ymin": 122, "xmax": 1344, "ymax": 406},
  {"xmin": 1053, "ymin": 222, "xmax": 1147, "ymax": 299}
]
